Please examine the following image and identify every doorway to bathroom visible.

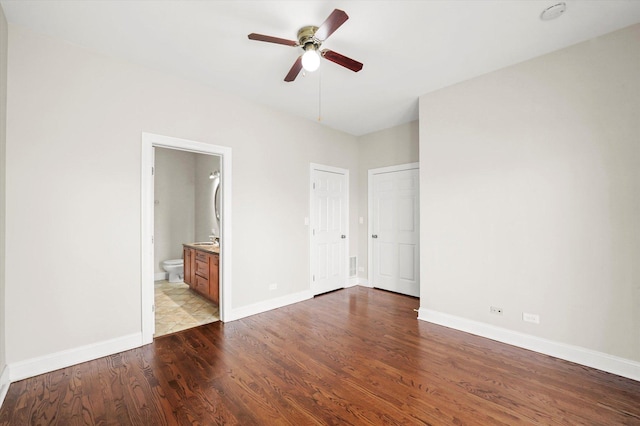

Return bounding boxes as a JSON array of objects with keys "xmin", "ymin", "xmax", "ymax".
[
  {"xmin": 141, "ymin": 133, "xmax": 233, "ymax": 344},
  {"xmin": 153, "ymin": 147, "xmax": 221, "ymax": 336}
]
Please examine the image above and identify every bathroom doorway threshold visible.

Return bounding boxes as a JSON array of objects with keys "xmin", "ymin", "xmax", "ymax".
[{"xmin": 141, "ymin": 132, "xmax": 232, "ymax": 345}]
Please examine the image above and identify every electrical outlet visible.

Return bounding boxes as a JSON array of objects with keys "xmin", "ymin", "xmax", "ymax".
[
  {"xmin": 523, "ymin": 312, "xmax": 540, "ymax": 324},
  {"xmin": 269, "ymin": 283, "xmax": 277, "ymax": 291},
  {"xmin": 490, "ymin": 306, "xmax": 503, "ymax": 315}
]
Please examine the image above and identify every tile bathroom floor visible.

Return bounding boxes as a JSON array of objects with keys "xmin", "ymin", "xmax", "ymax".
[{"xmin": 154, "ymin": 280, "xmax": 219, "ymax": 337}]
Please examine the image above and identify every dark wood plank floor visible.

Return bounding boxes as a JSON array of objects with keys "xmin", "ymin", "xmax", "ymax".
[{"xmin": 1, "ymin": 287, "xmax": 639, "ymax": 425}]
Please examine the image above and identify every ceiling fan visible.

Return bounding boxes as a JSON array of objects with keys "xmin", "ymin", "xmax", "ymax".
[{"xmin": 248, "ymin": 9, "xmax": 363, "ymax": 82}]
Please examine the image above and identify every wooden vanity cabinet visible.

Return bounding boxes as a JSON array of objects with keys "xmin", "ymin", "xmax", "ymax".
[
  {"xmin": 209, "ymin": 253, "xmax": 219, "ymax": 303},
  {"xmin": 183, "ymin": 245, "xmax": 219, "ymax": 305}
]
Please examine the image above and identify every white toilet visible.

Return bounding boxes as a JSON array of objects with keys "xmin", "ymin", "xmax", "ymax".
[{"xmin": 161, "ymin": 259, "xmax": 184, "ymax": 283}]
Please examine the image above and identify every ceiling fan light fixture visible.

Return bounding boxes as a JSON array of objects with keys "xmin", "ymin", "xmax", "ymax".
[{"xmin": 301, "ymin": 47, "xmax": 320, "ymax": 72}]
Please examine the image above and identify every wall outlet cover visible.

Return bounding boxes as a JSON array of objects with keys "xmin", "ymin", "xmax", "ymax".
[{"xmin": 523, "ymin": 312, "xmax": 540, "ymax": 324}]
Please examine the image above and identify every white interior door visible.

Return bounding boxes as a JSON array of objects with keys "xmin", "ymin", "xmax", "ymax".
[
  {"xmin": 311, "ymin": 165, "xmax": 348, "ymax": 295},
  {"xmin": 370, "ymin": 164, "xmax": 420, "ymax": 297}
]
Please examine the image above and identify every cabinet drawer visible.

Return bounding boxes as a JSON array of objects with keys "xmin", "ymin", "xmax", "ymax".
[
  {"xmin": 195, "ymin": 251, "xmax": 208, "ymax": 262},
  {"xmin": 195, "ymin": 259, "xmax": 209, "ymax": 277},
  {"xmin": 194, "ymin": 274, "xmax": 209, "ymax": 295}
]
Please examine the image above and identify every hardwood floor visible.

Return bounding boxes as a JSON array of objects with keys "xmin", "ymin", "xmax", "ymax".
[{"xmin": 1, "ymin": 286, "xmax": 639, "ymax": 425}]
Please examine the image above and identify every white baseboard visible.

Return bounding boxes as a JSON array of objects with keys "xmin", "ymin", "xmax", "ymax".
[
  {"xmin": 0, "ymin": 364, "xmax": 9, "ymax": 409},
  {"xmin": 228, "ymin": 282, "xmax": 377, "ymax": 321},
  {"xmin": 154, "ymin": 272, "xmax": 167, "ymax": 281},
  {"xmin": 418, "ymin": 308, "xmax": 640, "ymax": 382},
  {"xmin": 226, "ymin": 290, "xmax": 313, "ymax": 322},
  {"xmin": 357, "ymin": 278, "xmax": 372, "ymax": 288},
  {"xmin": 9, "ymin": 333, "xmax": 143, "ymax": 382},
  {"xmin": 346, "ymin": 277, "xmax": 360, "ymax": 287}
]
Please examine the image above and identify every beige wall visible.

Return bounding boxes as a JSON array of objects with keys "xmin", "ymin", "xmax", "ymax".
[
  {"xmin": 0, "ymin": 4, "xmax": 7, "ymax": 380},
  {"xmin": 5, "ymin": 24, "xmax": 359, "ymax": 364},
  {"xmin": 153, "ymin": 148, "xmax": 196, "ymax": 274},
  {"xmin": 419, "ymin": 24, "xmax": 640, "ymax": 361},
  {"xmin": 357, "ymin": 121, "xmax": 419, "ymax": 280}
]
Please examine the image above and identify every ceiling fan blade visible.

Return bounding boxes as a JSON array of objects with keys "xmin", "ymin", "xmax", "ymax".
[
  {"xmin": 248, "ymin": 33, "xmax": 298, "ymax": 47},
  {"xmin": 284, "ymin": 56, "xmax": 303, "ymax": 82},
  {"xmin": 314, "ymin": 9, "xmax": 349, "ymax": 41},
  {"xmin": 321, "ymin": 49, "xmax": 363, "ymax": 72}
]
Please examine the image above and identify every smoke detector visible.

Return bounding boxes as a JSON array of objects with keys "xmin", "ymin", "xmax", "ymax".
[{"xmin": 540, "ymin": 2, "xmax": 567, "ymax": 21}]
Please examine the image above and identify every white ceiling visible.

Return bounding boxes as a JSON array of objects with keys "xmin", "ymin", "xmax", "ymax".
[{"xmin": 2, "ymin": 1, "xmax": 640, "ymax": 136}]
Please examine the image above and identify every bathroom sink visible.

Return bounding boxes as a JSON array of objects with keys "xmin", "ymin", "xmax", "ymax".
[{"xmin": 192, "ymin": 242, "xmax": 214, "ymax": 246}]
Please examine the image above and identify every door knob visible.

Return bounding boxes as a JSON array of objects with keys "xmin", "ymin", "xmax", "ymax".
[
  {"xmin": 341, "ymin": 235, "xmax": 346, "ymax": 239},
  {"xmin": 372, "ymin": 234, "xmax": 378, "ymax": 238}
]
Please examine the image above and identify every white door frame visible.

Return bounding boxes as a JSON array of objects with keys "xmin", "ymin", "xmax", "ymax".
[
  {"xmin": 141, "ymin": 132, "xmax": 233, "ymax": 344},
  {"xmin": 309, "ymin": 163, "xmax": 349, "ymax": 294},
  {"xmin": 368, "ymin": 162, "xmax": 419, "ymax": 291}
]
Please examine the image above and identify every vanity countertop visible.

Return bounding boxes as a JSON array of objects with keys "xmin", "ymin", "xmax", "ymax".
[{"xmin": 183, "ymin": 243, "xmax": 220, "ymax": 254}]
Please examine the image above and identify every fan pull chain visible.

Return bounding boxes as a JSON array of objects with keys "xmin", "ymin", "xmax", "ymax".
[{"xmin": 318, "ymin": 69, "xmax": 322, "ymax": 122}]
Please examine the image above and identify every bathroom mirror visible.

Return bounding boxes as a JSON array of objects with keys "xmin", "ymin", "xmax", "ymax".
[
  {"xmin": 210, "ymin": 170, "xmax": 221, "ymax": 235},
  {"xmin": 214, "ymin": 176, "xmax": 221, "ymax": 223}
]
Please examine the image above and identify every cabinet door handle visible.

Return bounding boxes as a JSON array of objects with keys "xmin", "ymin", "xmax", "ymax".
[
  {"xmin": 372, "ymin": 234, "xmax": 378, "ymax": 238},
  {"xmin": 341, "ymin": 235, "xmax": 346, "ymax": 239}
]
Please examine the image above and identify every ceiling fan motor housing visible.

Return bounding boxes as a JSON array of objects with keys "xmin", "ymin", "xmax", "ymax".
[{"xmin": 297, "ymin": 25, "xmax": 321, "ymax": 51}]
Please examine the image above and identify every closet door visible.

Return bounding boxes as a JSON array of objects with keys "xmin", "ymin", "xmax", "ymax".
[{"xmin": 370, "ymin": 166, "xmax": 419, "ymax": 297}]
